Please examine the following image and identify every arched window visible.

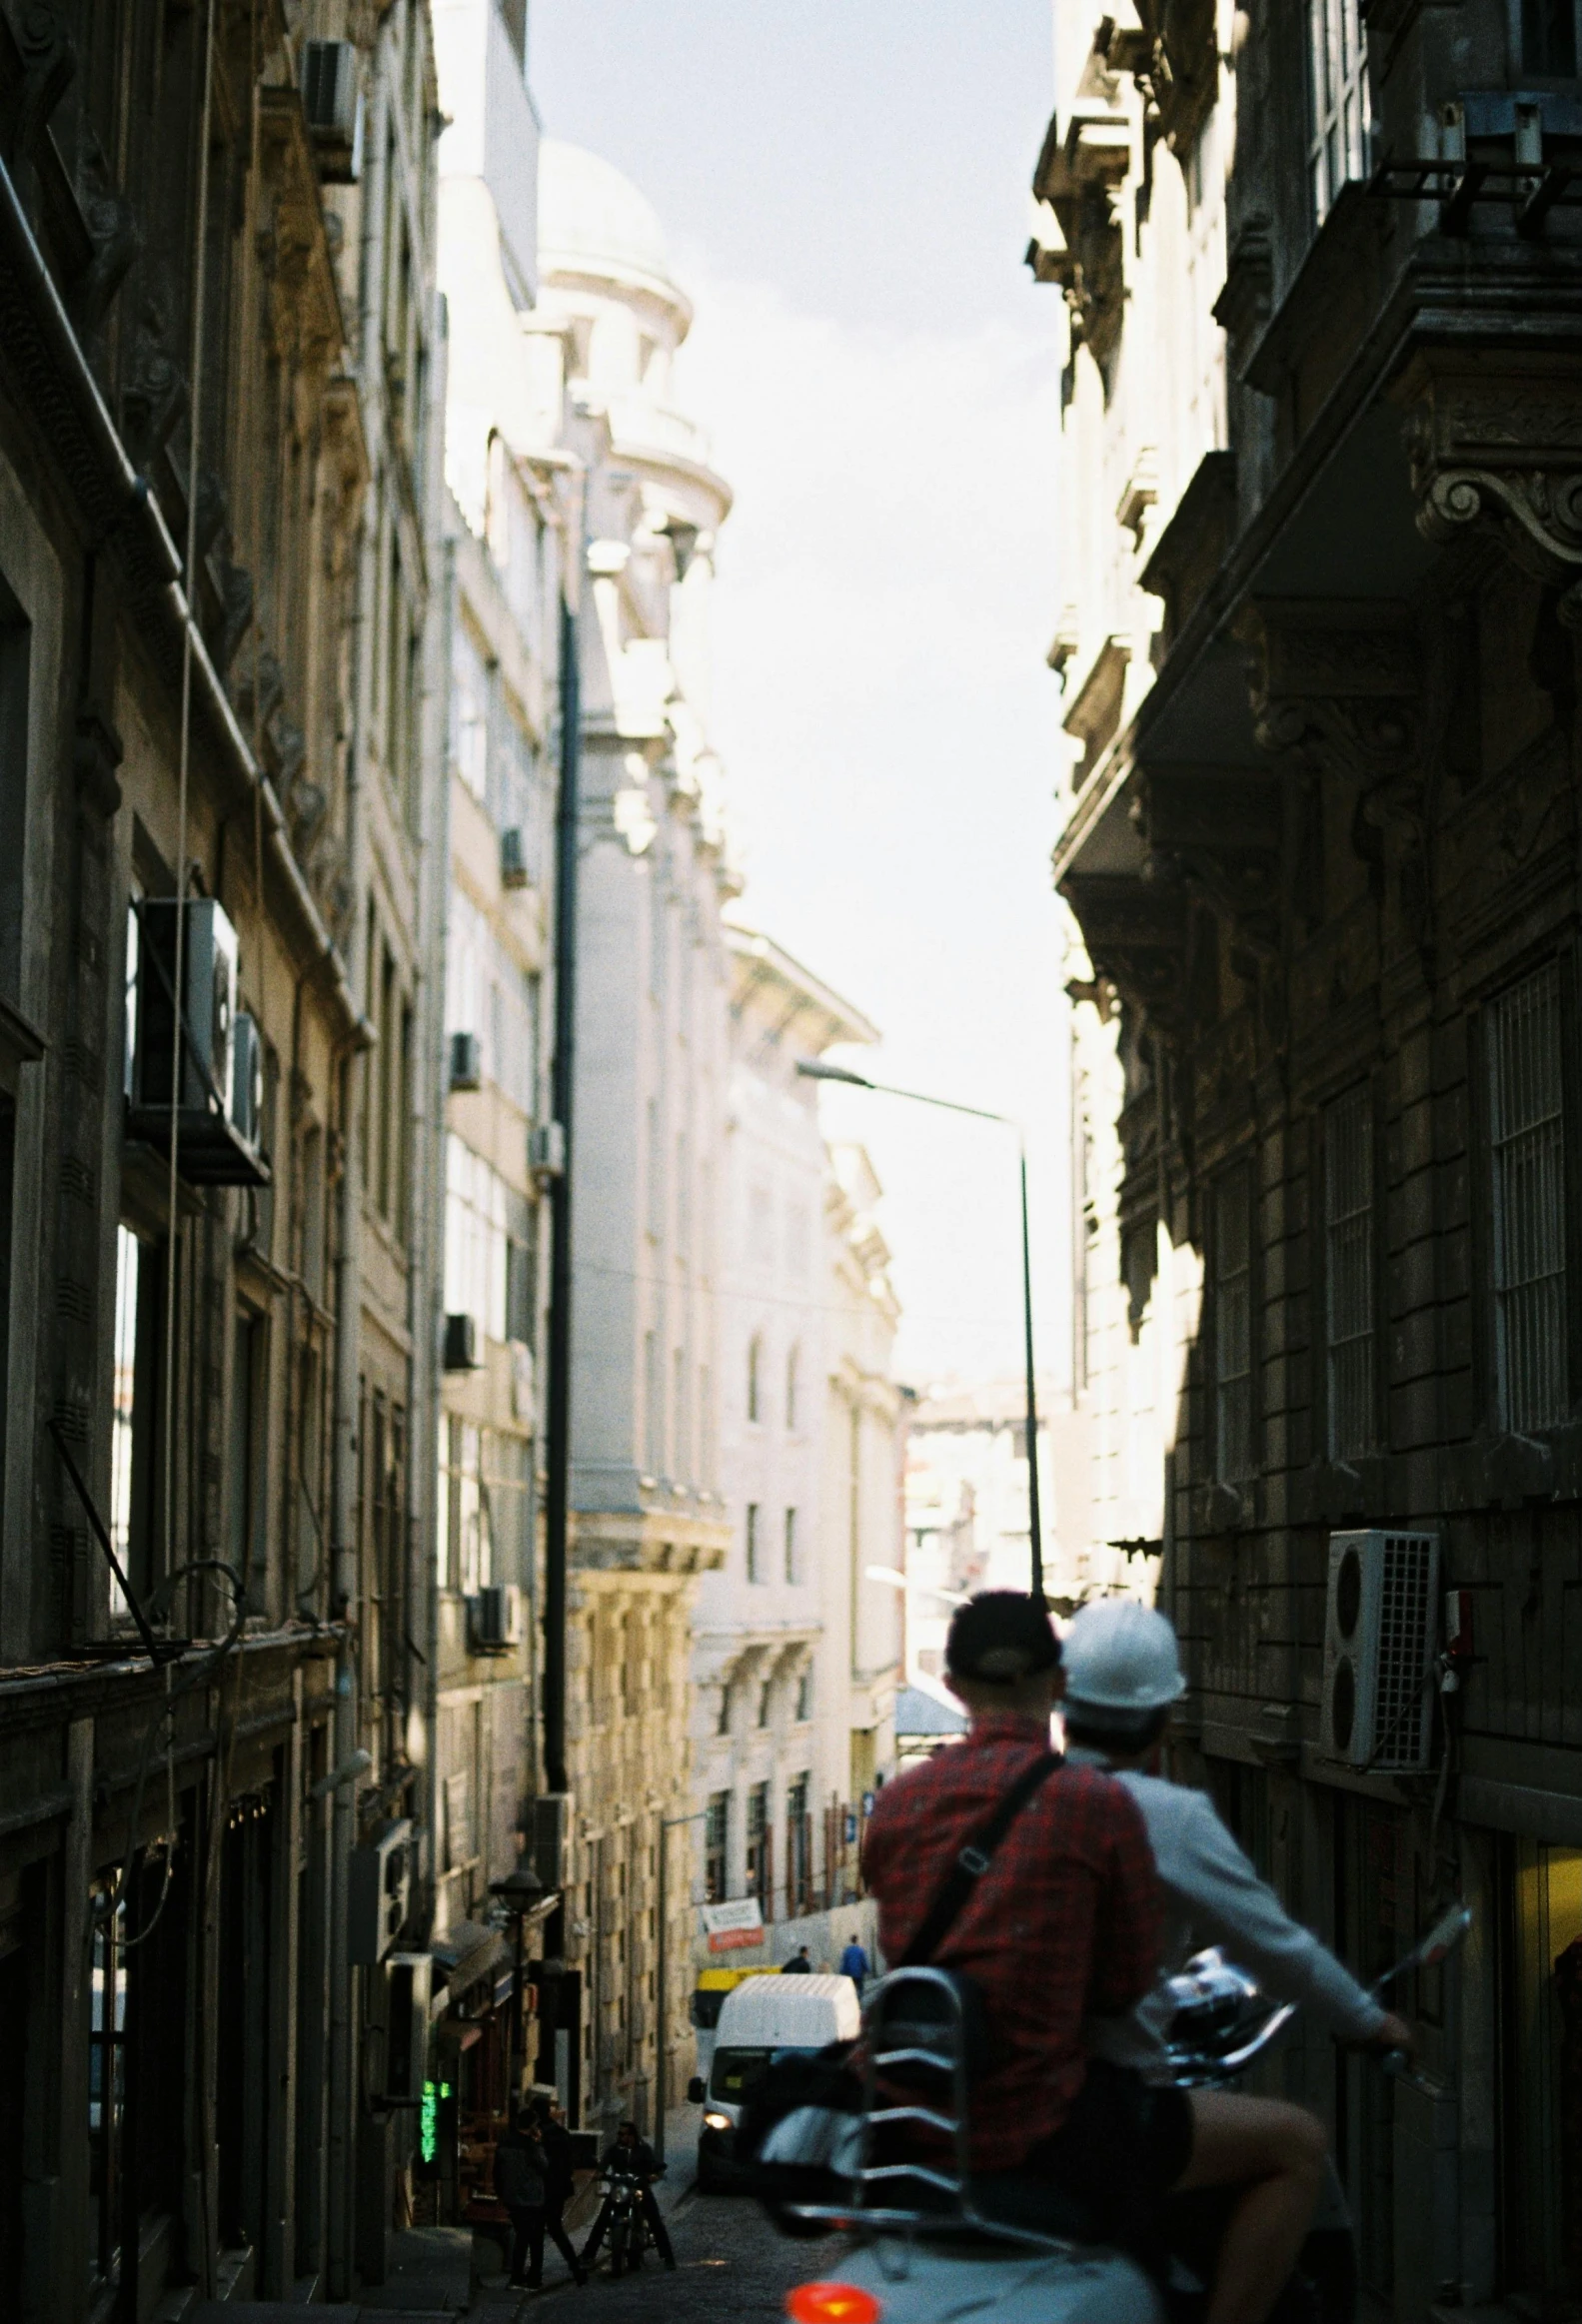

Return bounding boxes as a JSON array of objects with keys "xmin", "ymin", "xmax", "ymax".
[
  {"xmin": 748, "ymin": 1334, "xmax": 763, "ymax": 1424},
  {"xmin": 786, "ymin": 1344, "xmax": 799, "ymax": 1432}
]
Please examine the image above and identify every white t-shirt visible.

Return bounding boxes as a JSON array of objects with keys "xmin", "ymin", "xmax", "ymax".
[{"xmin": 1064, "ymin": 1753, "xmax": 1385, "ymax": 2079}]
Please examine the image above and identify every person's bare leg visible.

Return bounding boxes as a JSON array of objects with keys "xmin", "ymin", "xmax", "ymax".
[{"xmin": 1173, "ymin": 2090, "xmax": 1327, "ymax": 2324}]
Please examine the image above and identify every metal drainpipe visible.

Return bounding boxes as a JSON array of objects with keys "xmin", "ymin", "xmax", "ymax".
[
  {"xmin": 328, "ymin": 42, "xmax": 388, "ymax": 2301},
  {"xmin": 543, "ymin": 528, "xmax": 584, "ymax": 1799}
]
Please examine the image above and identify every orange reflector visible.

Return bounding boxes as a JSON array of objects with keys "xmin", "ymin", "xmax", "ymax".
[{"xmin": 786, "ymin": 2284, "xmax": 882, "ymax": 2324}]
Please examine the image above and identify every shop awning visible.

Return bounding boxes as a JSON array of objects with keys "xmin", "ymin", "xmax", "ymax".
[{"xmin": 432, "ymin": 1919, "xmax": 507, "ymax": 1999}]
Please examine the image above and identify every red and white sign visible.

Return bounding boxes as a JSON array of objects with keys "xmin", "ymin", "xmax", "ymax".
[{"xmin": 701, "ymin": 1897, "xmax": 765, "ymax": 1953}]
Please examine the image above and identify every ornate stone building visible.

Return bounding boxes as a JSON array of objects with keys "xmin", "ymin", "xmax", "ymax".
[
  {"xmin": 1038, "ymin": 0, "xmax": 1582, "ymax": 2308},
  {"xmin": 690, "ymin": 925, "xmax": 888, "ymax": 1967},
  {"xmin": 0, "ymin": 1, "xmax": 443, "ymax": 2307},
  {"xmin": 522, "ymin": 139, "xmax": 736, "ymax": 2136}
]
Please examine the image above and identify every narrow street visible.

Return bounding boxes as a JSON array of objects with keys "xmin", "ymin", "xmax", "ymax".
[{"xmin": 540, "ymin": 2192, "xmax": 837, "ymax": 2323}]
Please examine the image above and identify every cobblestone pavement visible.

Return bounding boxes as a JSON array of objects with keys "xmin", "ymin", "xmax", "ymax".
[{"xmin": 497, "ymin": 2188, "xmax": 841, "ymax": 2323}]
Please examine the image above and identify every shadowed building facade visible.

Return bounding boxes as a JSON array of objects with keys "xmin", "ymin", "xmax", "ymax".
[{"xmin": 1037, "ymin": 0, "xmax": 1582, "ymax": 2308}]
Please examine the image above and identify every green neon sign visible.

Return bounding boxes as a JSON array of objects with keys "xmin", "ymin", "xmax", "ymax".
[{"xmin": 420, "ymin": 2078, "xmax": 450, "ymax": 2164}]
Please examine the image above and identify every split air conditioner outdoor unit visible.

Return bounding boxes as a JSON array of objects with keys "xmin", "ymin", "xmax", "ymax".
[
  {"xmin": 128, "ymin": 898, "xmax": 270, "ymax": 1187},
  {"xmin": 531, "ymin": 1791, "xmax": 574, "ymax": 1893},
  {"xmin": 500, "ymin": 827, "xmax": 530, "ymax": 888},
  {"xmin": 450, "ymin": 1031, "xmax": 482, "ymax": 1091},
  {"xmin": 468, "ymin": 1584, "xmax": 524, "ymax": 1656},
  {"xmin": 301, "ymin": 39, "xmax": 363, "ymax": 182},
  {"xmin": 349, "ymin": 1818, "xmax": 413, "ymax": 1966},
  {"xmin": 443, "ymin": 1313, "xmax": 481, "ymax": 1372},
  {"xmin": 530, "ymin": 1120, "xmax": 566, "ymax": 1184},
  {"xmin": 1319, "ymin": 1530, "xmax": 1440, "ymax": 1772}
]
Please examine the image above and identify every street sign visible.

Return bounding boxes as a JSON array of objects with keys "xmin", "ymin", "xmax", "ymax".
[{"xmin": 701, "ymin": 1896, "xmax": 765, "ymax": 1952}]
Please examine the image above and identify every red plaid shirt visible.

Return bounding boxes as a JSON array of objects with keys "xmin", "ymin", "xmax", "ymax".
[{"xmin": 861, "ymin": 1715, "xmax": 1160, "ymax": 2170}]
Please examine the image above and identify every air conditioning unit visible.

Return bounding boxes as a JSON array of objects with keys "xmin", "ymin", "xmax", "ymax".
[
  {"xmin": 128, "ymin": 899, "xmax": 270, "ymax": 1187},
  {"xmin": 450, "ymin": 1031, "xmax": 482, "ymax": 1091},
  {"xmin": 301, "ymin": 39, "xmax": 363, "ymax": 182},
  {"xmin": 530, "ymin": 1120, "xmax": 566, "ymax": 1184},
  {"xmin": 531, "ymin": 1791, "xmax": 574, "ymax": 1892},
  {"xmin": 443, "ymin": 1312, "xmax": 481, "ymax": 1372},
  {"xmin": 1319, "ymin": 1530, "xmax": 1441, "ymax": 1772},
  {"xmin": 349, "ymin": 1818, "xmax": 413, "ymax": 1965},
  {"xmin": 468, "ymin": 1583, "xmax": 524, "ymax": 1655},
  {"xmin": 501, "ymin": 827, "xmax": 530, "ymax": 888}
]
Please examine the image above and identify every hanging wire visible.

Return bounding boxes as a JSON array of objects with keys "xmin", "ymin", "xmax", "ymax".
[{"xmin": 160, "ymin": 0, "xmax": 218, "ymax": 1623}]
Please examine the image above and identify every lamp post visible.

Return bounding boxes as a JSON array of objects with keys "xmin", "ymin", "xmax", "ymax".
[
  {"xmin": 653, "ymin": 1806, "xmax": 708, "ymax": 2165},
  {"xmin": 797, "ymin": 1061, "xmax": 1046, "ymax": 1606},
  {"xmin": 490, "ymin": 1858, "xmax": 549, "ymax": 2108}
]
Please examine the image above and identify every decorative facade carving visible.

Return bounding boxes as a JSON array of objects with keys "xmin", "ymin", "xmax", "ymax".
[{"xmin": 1396, "ymin": 351, "xmax": 1582, "ymax": 619}]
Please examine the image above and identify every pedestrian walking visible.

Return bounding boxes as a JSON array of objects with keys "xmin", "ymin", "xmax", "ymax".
[
  {"xmin": 838, "ymin": 1932, "xmax": 870, "ymax": 1995},
  {"xmin": 495, "ymin": 2104, "xmax": 587, "ymax": 2290},
  {"xmin": 783, "ymin": 1944, "xmax": 812, "ymax": 1974}
]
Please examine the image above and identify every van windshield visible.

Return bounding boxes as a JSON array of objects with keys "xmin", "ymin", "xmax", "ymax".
[{"xmin": 709, "ymin": 2044, "xmax": 818, "ymax": 2102}]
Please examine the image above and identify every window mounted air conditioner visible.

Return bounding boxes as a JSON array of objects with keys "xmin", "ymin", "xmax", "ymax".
[
  {"xmin": 302, "ymin": 39, "xmax": 363, "ymax": 183},
  {"xmin": 1319, "ymin": 1530, "xmax": 1440, "ymax": 1772},
  {"xmin": 450, "ymin": 1031, "xmax": 482, "ymax": 1091},
  {"xmin": 468, "ymin": 1583, "xmax": 524, "ymax": 1655},
  {"xmin": 128, "ymin": 898, "xmax": 270, "ymax": 1187},
  {"xmin": 501, "ymin": 827, "xmax": 530, "ymax": 888},
  {"xmin": 349, "ymin": 1817, "xmax": 413, "ymax": 1965},
  {"xmin": 443, "ymin": 1313, "xmax": 481, "ymax": 1372}
]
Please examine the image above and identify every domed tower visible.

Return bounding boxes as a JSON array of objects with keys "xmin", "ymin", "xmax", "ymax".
[{"xmin": 537, "ymin": 141, "xmax": 736, "ymax": 2138}]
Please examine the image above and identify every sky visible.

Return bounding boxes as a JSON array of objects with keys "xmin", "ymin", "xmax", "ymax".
[{"xmin": 531, "ymin": 1, "xmax": 1073, "ymax": 1391}]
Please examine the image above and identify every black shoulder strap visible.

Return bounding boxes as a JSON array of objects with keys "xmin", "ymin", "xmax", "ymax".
[{"xmin": 898, "ymin": 1750, "xmax": 1060, "ymax": 1968}]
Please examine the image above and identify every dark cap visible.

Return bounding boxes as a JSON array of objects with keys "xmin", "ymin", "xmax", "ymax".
[{"xmin": 944, "ymin": 1591, "xmax": 1061, "ymax": 1684}]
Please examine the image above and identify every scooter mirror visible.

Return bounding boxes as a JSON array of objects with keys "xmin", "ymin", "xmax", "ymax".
[{"xmin": 1415, "ymin": 1902, "xmax": 1473, "ymax": 1967}]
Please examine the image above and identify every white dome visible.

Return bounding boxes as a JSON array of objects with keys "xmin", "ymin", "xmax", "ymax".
[{"xmin": 538, "ymin": 140, "xmax": 677, "ymax": 291}]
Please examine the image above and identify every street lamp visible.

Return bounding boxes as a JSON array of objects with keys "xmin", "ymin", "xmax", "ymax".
[
  {"xmin": 653, "ymin": 1806, "xmax": 708, "ymax": 2165},
  {"xmin": 490, "ymin": 1858, "xmax": 549, "ymax": 2108},
  {"xmin": 797, "ymin": 1059, "xmax": 1046, "ymax": 1605}
]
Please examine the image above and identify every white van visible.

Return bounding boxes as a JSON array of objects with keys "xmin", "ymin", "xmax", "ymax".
[{"xmin": 688, "ymin": 1972, "xmax": 860, "ymax": 2193}]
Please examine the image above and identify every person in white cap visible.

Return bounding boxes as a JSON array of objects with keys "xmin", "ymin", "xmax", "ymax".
[{"xmin": 1059, "ymin": 1597, "xmax": 1414, "ymax": 2322}]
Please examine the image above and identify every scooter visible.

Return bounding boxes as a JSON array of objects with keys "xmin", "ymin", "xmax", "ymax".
[{"xmin": 781, "ymin": 1903, "xmax": 1472, "ymax": 2324}]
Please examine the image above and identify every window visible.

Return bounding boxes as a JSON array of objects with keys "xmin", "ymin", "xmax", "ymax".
[
  {"xmin": 1520, "ymin": 0, "xmax": 1578, "ymax": 75},
  {"xmin": 644, "ymin": 1330, "xmax": 661, "ymax": 1475},
  {"xmin": 445, "ymin": 1134, "xmax": 509, "ymax": 1345},
  {"xmin": 716, "ymin": 1682, "xmax": 733, "ymax": 1738},
  {"xmin": 451, "ymin": 620, "xmax": 490, "ymax": 800},
  {"xmin": 758, "ymin": 1679, "xmax": 772, "ymax": 1729},
  {"xmin": 1325, "ymin": 1086, "xmax": 1375, "ymax": 1461},
  {"xmin": 786, "ymin": 1345, "xmax": 799, "ymax": 1432},
  {"xmin": 227, "ymin": 1309, "xmax": 267, "ymax": 1605},
  {"xmin": 1306, "ymin": 0, "xmax": 1367, "ymax": 226},
  {"xmin": 1488, "ymin": 964, "xmax": 1568, "ymax": 1433},
  {"xmin": 88, "ymin": 1882, "xmax": 128, "ymax": 2286},
  {"xmin": 747, "ymin": 1335, "xmax": 763, "ymax": 1424},
  {"xmin": 746, "ymin": 1503, "xmax": 762, "ymax": 1584},
  {"xmin": 787, "ymin": 1774, "xmax": 811, "ymax": 1916},
  {"xmin": 437, "ymin": 1419, "xmax": 492, "ymax": 1597},
  {"xmin": 746, "ymin": 1782, "xmax": 771, "ymax": 1908},
  {"xmin": 784, "ymin": 1507, "xmax": 799, "ymax": 1585},
  {"xmin": 1214, "ymin": 1163, "xmax": 1254, "ymax": 1484},
  {"xmin": 705, "ymin": 1791, "xmax": 730, "ymax": 1903},
  {"xmin": 109, "ymin": 1225, "xmax": 163, "ymax": 1616},
  {"xmin": 795, "ymin": 1670, "xmax": 812, "ymax": 1724}
]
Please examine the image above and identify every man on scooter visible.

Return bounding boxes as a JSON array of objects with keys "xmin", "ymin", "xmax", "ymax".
[
  {"xmin": 862, "ymin": 1596, "xmax": 1171, "ymax": 2276},
  {"xmin": 1060, "ymin": 1598, "xmax": 1415, "ymax": 2323}
]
